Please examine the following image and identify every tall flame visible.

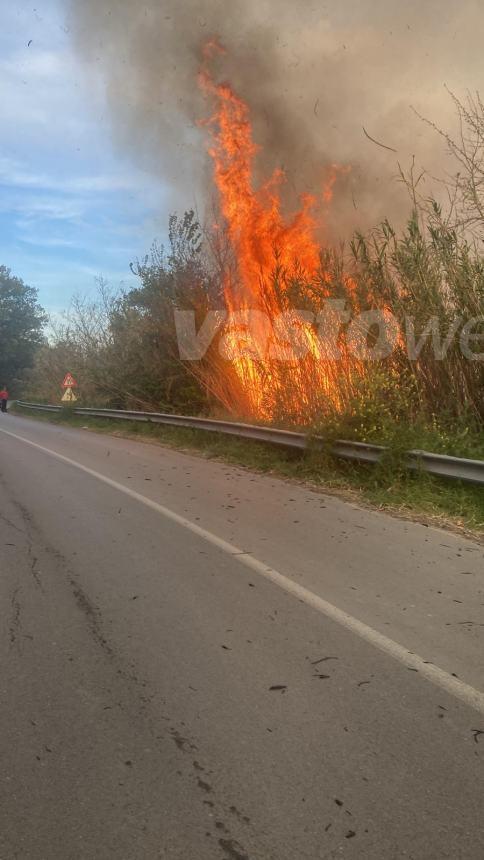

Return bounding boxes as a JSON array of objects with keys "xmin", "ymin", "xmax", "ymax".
[
  {"xmin": 199, "ymin": 50, "xmax": 352, "ymax": 422},
  {"xmin": 199, "ymin": 64, "xmax": 322, "ymax": 307}
]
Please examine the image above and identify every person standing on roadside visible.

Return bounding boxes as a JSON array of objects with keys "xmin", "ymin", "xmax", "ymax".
[{"xmin": 0, "ymin": 386, "xmax": 8, "ymax": 413}]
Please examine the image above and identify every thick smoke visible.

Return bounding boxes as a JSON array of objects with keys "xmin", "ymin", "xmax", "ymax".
[{"xmin": 69, "ymin": 0, "xmax": 484, "ymax": 239}]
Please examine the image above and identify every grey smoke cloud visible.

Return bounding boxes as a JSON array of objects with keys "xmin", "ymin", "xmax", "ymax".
[{"xmin": 69, "ymin": 0, "xmax": 484, "ymax": 239}]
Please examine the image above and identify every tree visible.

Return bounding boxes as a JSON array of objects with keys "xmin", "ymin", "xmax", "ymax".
[
  {"xmin": 23, "ymin": 212, "xmax": 221, "ymax": 412},
  {"xmin": 0, "ymin": 266, "xmax": 46, "ymax": 389},
  {"xmin": 118, "ymin": 210, "xmax": 220, "ymax": 411}
]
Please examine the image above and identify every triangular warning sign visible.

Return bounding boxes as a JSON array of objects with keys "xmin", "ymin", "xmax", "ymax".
[
  {"xmin": 61, "ymin": 387, "xmax": 78, "ymax": 402},
  {"xmin": 62, "ymin": 372, "xmax": 77, "ymax": 388}
]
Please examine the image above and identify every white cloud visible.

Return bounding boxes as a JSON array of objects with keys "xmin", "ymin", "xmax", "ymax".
[
  {"xmin": 0, "ymin": 190, "xmax": 86, "ymax": 223},
  {"xmin": 0, "ymin": 155, "xmax": 146, "ymax": 195},
  {"xmin": 0, "ymin": 47, "xmax": 82, "ymax": 133},
  {"xmin": 19, "ymin": 234, "xmax": 78, "ymax": 249}
]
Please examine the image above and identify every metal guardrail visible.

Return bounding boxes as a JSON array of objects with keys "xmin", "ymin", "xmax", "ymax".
[{"xmin": 15, "ymin": 401, "xmax": 484, "ymax": 485}]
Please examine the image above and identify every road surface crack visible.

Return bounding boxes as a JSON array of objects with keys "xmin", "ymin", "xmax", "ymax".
[
  {"xmin": 69, "ymin": 580, "xmax": 113, "ymax": 657},
  {"xmin": 9, "ymin": 587, "xmax": 22, "ymax": 650},
  {"xmin": 0, "ymin": 512, "xmax": 23, "ymax": 534},
  {"xmin": 29, "ymin": 554, "xmax": 43, "ymax": 590},
  {"xmin": 0, "ymin": 477, "xmax": 44, "ymax": 591}
]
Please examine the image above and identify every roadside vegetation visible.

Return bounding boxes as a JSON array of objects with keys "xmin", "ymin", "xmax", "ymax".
[
  {"xmin": 22, "ymin": 96, "xmax": 483, "ymax": 429},
  {"xmin": 20, "ymin": 195, "xmax": 484, "ymax": 450},
  {"xmin": 0, "ymin": 265, "xmax": 46, "ymax": 392}
]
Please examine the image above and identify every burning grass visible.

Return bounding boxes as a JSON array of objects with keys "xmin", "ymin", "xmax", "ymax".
[
  {"xmin": 198, "ymin": 47, "xmax": 353, "ymax": 422},
  {"xmin": 194, "ymin": 55, "xmax": 483, "ymax": 428}
]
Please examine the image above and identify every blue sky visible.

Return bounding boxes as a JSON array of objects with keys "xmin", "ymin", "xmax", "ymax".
[{"xmin": 0, "ymin": 1, "xmax": 169, "ymax": 315}]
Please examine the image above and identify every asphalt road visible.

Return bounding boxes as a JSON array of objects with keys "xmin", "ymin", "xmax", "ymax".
[{"xmin": 0, "ymin": 413, "xmax": 483, "ymax": 860}]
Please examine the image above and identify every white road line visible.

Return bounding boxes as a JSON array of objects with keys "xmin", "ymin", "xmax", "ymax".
[{"xmin": 2, "ymin": 423, "xmax": 484, "ymax": 715}]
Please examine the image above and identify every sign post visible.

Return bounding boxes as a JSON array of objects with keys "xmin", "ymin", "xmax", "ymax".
[{"xmin": 61, "ymin": 372, "xmax": 78, "ymax": 403}]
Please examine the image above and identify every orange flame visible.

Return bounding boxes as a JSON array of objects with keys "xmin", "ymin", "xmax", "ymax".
[
  {"xmin": 199, "ymin": 68, "xmax": 321, "ymax": 305},
  {"xmin": 199, "ymin": 55, "xmax": 353, "ymax": 422}
]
